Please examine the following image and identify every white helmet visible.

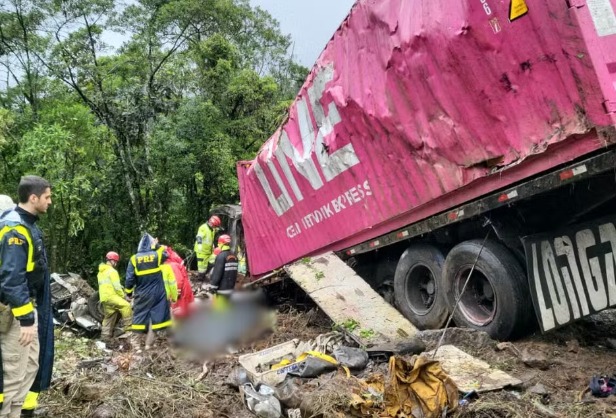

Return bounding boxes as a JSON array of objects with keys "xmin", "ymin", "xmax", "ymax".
[{"xmin": 0, "ymin": 195, "xmax": 15, "ymax": 212}]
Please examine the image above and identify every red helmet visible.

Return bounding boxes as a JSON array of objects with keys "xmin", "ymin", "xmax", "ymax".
[
  {"xmin": 106, "ymin": 251, "xmax": 120, "ymax": 262},
  {"xmin": 218, "ymin": 234, "xmax": 231, "ymax": 245},
  {"xmin": 209, "ymin": 215, "xmax": 221, "ymax": 228}
]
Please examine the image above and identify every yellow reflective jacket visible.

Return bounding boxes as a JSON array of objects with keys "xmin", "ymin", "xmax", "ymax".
[
  {"xmin": 97, "ymin": 263, "xmax": 124, "ymax": 302},
  {"xmin": 194, "ymin": 223, "xmax": 215, "ymax": 260},
  {"xmin": 161, "ymin": 263, "xmax": 178, "ymax": 303}
]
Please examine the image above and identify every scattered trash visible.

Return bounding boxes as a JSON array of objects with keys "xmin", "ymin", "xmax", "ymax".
[
  {"xmin": 458, "ymin": 390, "xmax": 478, "ymax": 407},
  {"xmin": 43, "ymin": 271, "xmax": 616, "ymax": 418},
  {"xmin": 241, "ymin": 382, "xmax": 283, "ymax": 418},
  {"xmin": 77, "ymin": 358, "xmax": 106, "ymax": 370},
  {"xmin": 350, "ymin": 355, "xmax": 458, "ymax": 417},
  {"xmin": 101, "ymin": 363, "xmax": 119, "ymax": 374},
  {"xmin": 333, "ymin": 346, "xmax": 369, "ymax": 370},
  {"xmin": 272, "ymin": 378, "xmax": 304, "ymax": 409},
  {"xmin": 590, "ymin": 375, "xmax": 616, "ymax": 397},
  {"xmin": 226, "ymin": 366, "xmax": 251, "ymax": 389},
  {"xmin": 287, "ymin": 352, "xmax": 339, "ymax": 378},
  {"xmin": 350, "ymin": 375, "xmax": 386, "ymax": 415},
  {"xmin": 240, "ymin": 340, "xmax": 301, "ymax": 387},
  {"xmin": 51, "ymin": 272, "xmax": 102, "ymax": 334},
  {"xmin": 367, "ymin": 339, "xmax": 426, "ymax": 357},
  {"xmin": 286, "ymin": 409, "xmax": 301, "ymax": 418},
  {"xmin": 294, "ymin": 331, "xmax": 351, "ymax": 354}
]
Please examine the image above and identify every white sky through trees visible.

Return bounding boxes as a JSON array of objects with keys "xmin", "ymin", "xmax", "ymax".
[{"xmin": 249, "ymin": 0, "xmax": 355, "ymax": 66}]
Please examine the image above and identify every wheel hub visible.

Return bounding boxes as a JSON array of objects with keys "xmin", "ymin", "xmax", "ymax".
[
  {"xmin": 456, "ymin": 268, "xmax": 497, "ymax": 327},
  {"xmin": 405, "ymin": 265, "xmax": 438, "ymax": 316}
]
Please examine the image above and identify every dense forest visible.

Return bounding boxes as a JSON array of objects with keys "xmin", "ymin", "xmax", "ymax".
[{"xmin": 0, "ymin": 0, "xmax": 307, "ymax": 279}]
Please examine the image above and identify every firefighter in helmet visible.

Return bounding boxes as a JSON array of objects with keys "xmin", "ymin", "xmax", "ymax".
[
  {"xmin": 194, "ymin": 215, "xmax": 221, "ymax": 281},
  {"xmin": 97, "ymin": 251, "xmax": 132, "ymax": 340}
]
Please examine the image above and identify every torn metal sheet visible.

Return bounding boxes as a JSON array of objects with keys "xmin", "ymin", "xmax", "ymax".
[
  {"xmin": 427, "ymin": 345, "xmax": 522, "ymax": 393},
  {"xmin": 285, "ymin": 252, "xmax": 417, "ymax": 347}
]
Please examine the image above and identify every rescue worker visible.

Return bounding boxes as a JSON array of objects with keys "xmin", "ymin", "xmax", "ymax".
[
  {"xmin": 125, "ymin": 234, "xmax": 176, "ymax": 350},
  {"xmin": 207, "ymin": 235, "xmax": 238, "ymax": 301},
  {"xmin": 194, "ymin": 215, "xmax": 221, "ymax": 282},
  {"xmin": 160, "ymin": 251, "xmax": 178, "ymax": 307},
  {"xmin": 165, "ymin": 247, "xmax": 194, "ymax": 319},
  {"xmin": 97, "ymin": 251, "xmax": 132, "ymax": 340},
  {"xmin": 205, "ymin": 243, "xmax": 222, "ymax": 280},
  {"xmin": 0, "ymin": 176, "xmax": 54, "ymax": 418}
]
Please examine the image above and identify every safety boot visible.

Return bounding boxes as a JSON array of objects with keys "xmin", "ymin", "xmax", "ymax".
[
  {"xmin": 129, "ymin": 332, "xmax": 143, "ymax": 351},
  {"xmin": 117, "ymin": 317, "xmax": 132, "ymax": 339},
  {"xmin": 144, "ymin": 328, "xmax": 155, "ymax": 350}
]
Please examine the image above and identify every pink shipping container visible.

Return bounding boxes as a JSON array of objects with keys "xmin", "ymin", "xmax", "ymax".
[{"xmin": 237, "ymin": 0, "xmax": 616, "ymax": 277}]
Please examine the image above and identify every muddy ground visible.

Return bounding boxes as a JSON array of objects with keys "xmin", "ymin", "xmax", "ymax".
[{"xmin": 40, "ymin": 286, "xmax": 616, "ymax": 418}]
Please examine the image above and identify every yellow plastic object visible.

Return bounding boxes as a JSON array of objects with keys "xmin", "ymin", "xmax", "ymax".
[{"xmin": 271, "ymin": 359, "xmax": 292, "ymax": 370}]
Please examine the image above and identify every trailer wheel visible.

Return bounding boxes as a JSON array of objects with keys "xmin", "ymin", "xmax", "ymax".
[
  {"xmin": 394, "ymin": 244, "xmax": 449, "ymax": 329},
  {"xmin": 443, "ymin": 240, "xmax": 533, "ymax": 340}
]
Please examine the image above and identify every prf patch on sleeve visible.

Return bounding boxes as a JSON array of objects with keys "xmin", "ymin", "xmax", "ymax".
[{"xmin": 8, "ymin": 237, "xmax": 24, "ymax": 245}]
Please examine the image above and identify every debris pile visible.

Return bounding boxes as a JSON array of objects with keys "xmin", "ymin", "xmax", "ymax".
[{"xmin": 40, "ymin": 267, "xmax": 616, "ymax": 418}]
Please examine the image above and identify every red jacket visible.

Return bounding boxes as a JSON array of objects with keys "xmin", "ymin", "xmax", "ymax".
[{"xmin": 165, "ymin": 247, "xmax": 194, "ymax": 318}]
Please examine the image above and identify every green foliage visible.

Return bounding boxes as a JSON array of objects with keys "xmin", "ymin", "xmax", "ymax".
[
  {"xmin": 0, "ymin": 0, "xmax": 309, "ymax": 280},
  {"xmin": 359, "ymin": 329, "xmax": 375, "ymax": 339},
  {"xmin": 338, "ymin": 319, "xmax": 360, "ymax": 333}
]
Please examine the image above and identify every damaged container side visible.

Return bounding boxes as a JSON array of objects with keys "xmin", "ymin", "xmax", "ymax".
[{"xmin": 238, "ymin": 0, "xmax": 616, "ymax": 275}]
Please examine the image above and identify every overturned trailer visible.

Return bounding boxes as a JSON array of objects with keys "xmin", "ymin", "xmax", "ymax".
[{"xmin": 232, "ymin": 0, "xmax": 616, "ymax": 340}]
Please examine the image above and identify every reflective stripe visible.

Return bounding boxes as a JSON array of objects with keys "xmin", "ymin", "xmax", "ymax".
[
  {"xmin": 131, "ymin": 324, "xmax": 146, "ymax": 330},
  {"xmin": 125, "ymin": 287, "xmax": 133, "ymax": 294},
  {"xmin": 22, "ymin": 391, "xmax": 39, "ymax": 410},
  {"xmin": 151, "ymin": 320, "xmax": 172, "ymax": 330},
  {"xmin": 12, "ymin": 302, "xmax": 34, "ymax": 317},
  {"xmin": 0, "ymin": 225, "xmax": 35, "ymax": 272},
  {"xmin": 98, "ymin": 279, "xmax": 112, "ymax": 285},
  {"xmin": 0, "ymin": 393, "xmax": 4, "ymax": 403},
  {"xmin": 135, "ymin": 266, "xmax": 162, "ymax": 275}
]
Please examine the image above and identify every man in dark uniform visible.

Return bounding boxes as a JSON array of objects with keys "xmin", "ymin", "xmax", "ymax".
[
  {"xmin": 208, "ymin": 235, "xmax": 238, "ymax": 301},
  {"xmin": 0, "ymin": 176, "xmax": 54, "ymax": 418},
  {"xmin": 125, "ymin": 234, "xmax": 171, "ymax": 350}
]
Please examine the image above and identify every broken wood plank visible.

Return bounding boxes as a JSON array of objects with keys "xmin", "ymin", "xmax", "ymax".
[
  {"xmin": 427, "ymin": 345, "xmax": 522, "ymax": 393},
  {"xmin": 285, "ymin": 252, "xmax": 417, "ymax": 347}
]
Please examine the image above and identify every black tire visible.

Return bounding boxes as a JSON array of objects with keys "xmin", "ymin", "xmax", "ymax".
[
  {"xmin": 443, "ymin": 240, "xmax": 534, "ymax": 340},
  {"xmin": 88, "ymin": 291, "xmax": 104, "ymax": 323},
  {"xmin": 394, "ymin": 244, "xmax": 449, "ymax": 329}
]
